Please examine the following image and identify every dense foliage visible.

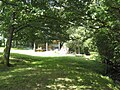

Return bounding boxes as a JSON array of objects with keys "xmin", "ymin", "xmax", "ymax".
[
  {"xmin": 0, "ymin": 0, "xmax": 92, "ymax": 66},
  {"xmin": 66, "ymin": 26, "xmax": 94, "ymax": 54},
  {"xmin": 86, "ymin": 0, "xmax": 120, "ymax": 81},
  {"xmin": 0, "ymin": 0, "xmax": 120, "ymax": 82}
]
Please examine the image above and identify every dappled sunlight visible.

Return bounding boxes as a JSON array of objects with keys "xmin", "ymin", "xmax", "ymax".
[
  {"xmin": 11, "ymin": 67, "xmax": 35, "ymax": 73},
  {"xmin": 46, "ymin": 77, "xmax": 77, "ymax": 89},
  {"xmin": 46, "ymin": 84, "xmax": 78, "ymax": 90},
  {"xmin": 55, "ymin": 78, "xmax": 73, "ymax": 82},
  {"xmin": 0, "ymin": 0, "xmax": 119, "ymax": 89},
  {"xmin": 31, "ymin": 61, "xmax": 43, "ymax": 65},
  {"xmin": 0, "ymin": 75, "xmax": 13, "ymax": 80},
  {"xmin": 46, "ymin": 71, "xmax": 116, "ymax": 90},
  {"xmin": 0, "ymin": 54, "xmax": 119, "ymax": 90}
]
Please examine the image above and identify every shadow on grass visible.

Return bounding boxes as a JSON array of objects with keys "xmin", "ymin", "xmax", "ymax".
[{"xmin": 0, "ymin": 53, "xmax": 119, "ymax": 90}]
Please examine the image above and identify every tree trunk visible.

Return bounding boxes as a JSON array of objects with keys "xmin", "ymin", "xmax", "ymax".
[
  {"xmin": 33, "ymin": 42, "xmax": 36, "ymax": 51},
  {"xmin": 46, "ymin": 42, "xmax": 48, "ymax": 51},
  {"xmin": 58, "ymin": 42, "xmax": 61, "ymax": 51},
  {"xmin": 3, "ymin": 28, "xmax": 14, "ymax": 67}
]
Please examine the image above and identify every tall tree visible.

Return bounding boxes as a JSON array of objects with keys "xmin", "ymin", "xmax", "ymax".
[
  {"xmin": 83, "ymin": 0, "xmax": 120, "ymax": 80},
  {"xmin": 0, "ymin": 0, "xmax": 93, "ymax": 66},
  {"xmin": 0, "ymin": 0, "xmax": 68, "ymax": 66},
  {"xmin": 0, "ymin": 0, "xmax": 40, "ymax": 66}
]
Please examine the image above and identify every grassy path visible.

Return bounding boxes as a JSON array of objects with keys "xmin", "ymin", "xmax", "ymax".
[{"xmin": 0, "ymin": 53, "xmax": 120, "ymax": 90}]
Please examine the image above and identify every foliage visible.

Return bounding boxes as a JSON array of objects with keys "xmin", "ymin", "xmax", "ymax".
[
  {"xmin": 104, "ymin": 0, "xmax": 120, "ymax": 64},
  {"xmin": 0, "ymin": 0, "xmax": 70, "ymax": 65},
  {"xmin": 84, "ymin": 47, "xmax": 90, "ymax": 55},
  {"xmin": 84, "ymin": 0, "xmax": 120, "ymax": 81},
  {"xmin": 94, "ymin": 29, "xmax": 114, "ymax": 63},
  {"xmin": 66, "ymin": 26, "xmax": 95, "ymax": 54},
  {"xmin": 0, "ymin": 0, "xmax": 94, "ymax": 66},
  {"xmin": 0, "ymin": 0, "xmax": 119, "ymax": 82}
]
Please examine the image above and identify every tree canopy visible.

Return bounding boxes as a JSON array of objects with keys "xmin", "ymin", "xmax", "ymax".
[{"xmin": 0, "ymin": 0, "xmax": 120, "ymax": 81}]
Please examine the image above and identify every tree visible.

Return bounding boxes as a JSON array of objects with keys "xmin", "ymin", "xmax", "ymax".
[
  {"xmin": 0, "ymin": 0, "xmax": 93, "ymax": 66},
  {"xmin": 83, "ymin": 0, "xmax": 120, "ymax": 80},
  {"xmin": 0, "ymin": 0, "xmax": 70, "ymax": 66},
  {"xmin": 0, "ymin": 0, "xmax": 44, "ymax": 66},
  {"xmin": 66, "ymin": 26, "xmax": 93, "ymax": 54}
]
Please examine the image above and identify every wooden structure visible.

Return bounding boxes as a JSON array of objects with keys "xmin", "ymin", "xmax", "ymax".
[{"xmin": 34, "ymin": 40, "xmax": 61, "ymax": 52}]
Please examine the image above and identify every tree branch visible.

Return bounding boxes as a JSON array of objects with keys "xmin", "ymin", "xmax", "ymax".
[
  {"xmin": 1, "ymin": 0, "xmax": 18, "ymax": 6},
  {"xmin": 14, "ymin": 24, "xmax": 31, "ymax": 33},
  {"xmin": 110, "ymin": 6, "xmax": 120, "ymax": 13}
]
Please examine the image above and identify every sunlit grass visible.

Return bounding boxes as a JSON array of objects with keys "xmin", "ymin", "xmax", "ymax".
[
  {"xmin": 0, "ymin": 53, "xmax": 120, "ymax": 90},
  {"xmin": 0, "ymin": 47, "xmax": 27, "ymax": 51}
]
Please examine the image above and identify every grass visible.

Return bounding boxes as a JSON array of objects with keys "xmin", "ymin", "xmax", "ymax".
[
  {"xmin": 0, "ymin": 47, "xmax": 31, "ymax": 51},
  {"xmin": 0, "ymin": 52, "xmax": 120, "ymax": 90}
]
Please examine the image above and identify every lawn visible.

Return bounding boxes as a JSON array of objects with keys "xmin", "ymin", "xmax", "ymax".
[{"xmin": 0, "ymin": 53, "xmax": 120, "ymax": 90}]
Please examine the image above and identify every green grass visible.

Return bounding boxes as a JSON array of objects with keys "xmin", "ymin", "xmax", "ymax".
[
  {"xmin": 0, "ymin": 47, "xmax": 30, "ymax": 51},
  {"xmin": 0, "ymin": 53, "xmax": 120, "ymax": 90}
]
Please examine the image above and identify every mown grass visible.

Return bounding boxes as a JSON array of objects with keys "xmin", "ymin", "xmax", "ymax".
[{"xmin": 0, "ymin": 52, "xmax": 120, "ymax": 90}]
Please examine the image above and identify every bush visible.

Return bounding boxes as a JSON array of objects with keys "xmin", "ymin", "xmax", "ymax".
[
  {"xmin": 84, "ymin": 47, "xmax": 90, "ymax": 55},
  {"xmin": 95, "ymin": 30, "xmax": 114, "ymax": 64}
]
